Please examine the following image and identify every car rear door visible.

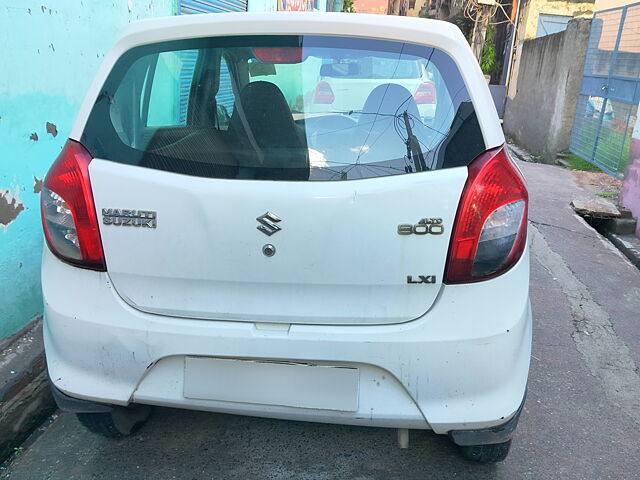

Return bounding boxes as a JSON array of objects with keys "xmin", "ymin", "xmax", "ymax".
[{"xmin": 80, "ymin": 30, "xmax": 490, "ymax": 326}]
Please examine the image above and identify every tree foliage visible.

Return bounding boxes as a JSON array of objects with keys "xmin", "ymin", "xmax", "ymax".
[
  {"xmin": 480, "ymin": 23, "xmax": 496, "ymax": 75},
  {"xmin": 342, "ymin": 0, "xmax": 356, "ymax": 13}
]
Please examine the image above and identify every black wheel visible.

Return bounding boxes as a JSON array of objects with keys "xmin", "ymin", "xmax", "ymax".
[
  {"xmin": 76, "ymin": 404, "xmax": 152, "ymax": 438},
  {"xmin": 458, "ymin": 440, "xmax": 512, "ymax": 463}
]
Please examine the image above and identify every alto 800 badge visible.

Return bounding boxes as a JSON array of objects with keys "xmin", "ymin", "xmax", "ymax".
[{"xmin": 397, "ymin": 218, "xmax": 444, "ymax": 235}]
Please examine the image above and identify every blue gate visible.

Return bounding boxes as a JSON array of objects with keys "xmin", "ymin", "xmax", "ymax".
[
  {"xmin": 180, "ymin": 0, "xmax": 248, "ymax": 14},
  {"xmin": 570, "ymin": 2, "xmax": 640, "ymax": 179}
]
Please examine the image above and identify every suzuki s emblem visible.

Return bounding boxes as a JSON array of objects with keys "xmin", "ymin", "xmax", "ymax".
[{"xmin": 257, "ymin": 212, "xmax": 281, "ymax": 236}]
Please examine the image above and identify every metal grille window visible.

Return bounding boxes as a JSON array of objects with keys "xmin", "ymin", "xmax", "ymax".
[
  {"xmin": 570, "ymin": 3, "xmax": 640, "ymax": 179},
  {"xmin": 178, "ymin": 50, "xmax": 198, "ymax": 125},
  {"xmin": 180, "ymin": 0, "xmax": 248, "ymax": 14},
  {"xmin": 176, "ymin": 0, "xmax": 247, "ymax": 125}
]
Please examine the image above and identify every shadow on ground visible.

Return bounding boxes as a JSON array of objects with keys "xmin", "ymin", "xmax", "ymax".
[{"xmin": 6, "ymin": 408, "xmax": 498, "ymax": 480}]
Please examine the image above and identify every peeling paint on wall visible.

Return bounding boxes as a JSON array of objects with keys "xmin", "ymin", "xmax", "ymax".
[
  {"xmin": 33, "ymin": 177, "xmax": 43, "ymax": 194},
  {"xmin": 45, "ymin": 122, "xmax": 57, "ymax": 137},
  {"xmin": 0, "ymin": 188, "xmax": 25, "ymax": 231},
  {"xmin": 0, "ymin": 0, "xmax": 175, "ymax": 340}
]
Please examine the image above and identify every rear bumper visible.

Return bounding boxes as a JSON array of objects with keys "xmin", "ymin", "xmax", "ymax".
[
  {"xmin": 449, "ymin": 392, "xmax": 526, "ymax": 446},
  {"xmin": 43, "ymin": 245, "xmax": 531, "ymax": 434},
  {"xmin": 50, "ymin": 378, "xmax": 113, "ymax": 414}
]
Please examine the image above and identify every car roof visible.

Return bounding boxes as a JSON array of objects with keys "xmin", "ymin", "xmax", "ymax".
[
  {"xmin": 70, "ymin": 12, "xmax": 503, "ymax": 148},
  {"xmin": 120, "ymin": 12, "xmax": 465, "ymax": 47}
]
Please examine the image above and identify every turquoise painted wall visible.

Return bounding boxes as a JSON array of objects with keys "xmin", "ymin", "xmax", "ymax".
[{"xmin": 0, "ymin": 0, "xmax": 175, "ymax": 339}]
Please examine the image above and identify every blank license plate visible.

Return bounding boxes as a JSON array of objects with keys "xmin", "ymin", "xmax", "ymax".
[{"xmin": 183, "ymin": 357, "xmax": 359, "ymax": 412}]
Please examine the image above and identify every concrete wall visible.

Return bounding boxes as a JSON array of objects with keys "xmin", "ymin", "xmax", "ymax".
[
  {"xmin": 0, "ymin": 0, "xmax": 175, "ymax": 340},
  {"xmin": 506, "ymin": 0, "xmax": 594, "ymax": 100},
  {"xmin": 504, "ymin": 18, "xmax": 592, "ymax": 162}
]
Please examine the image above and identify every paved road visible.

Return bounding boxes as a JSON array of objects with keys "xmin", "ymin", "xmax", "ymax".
[{"xmin": 4, "ymin": 161, "xmax": 640, "ymax": 480}]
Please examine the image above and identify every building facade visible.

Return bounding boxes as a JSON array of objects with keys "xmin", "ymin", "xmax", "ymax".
[{"xmin": 352, "ymin": 0, "xmax": 425, "ymax": 16}]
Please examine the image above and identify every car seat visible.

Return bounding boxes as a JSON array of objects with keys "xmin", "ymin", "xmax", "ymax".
[
  {"xmin": 229, "ymin": 81, "xmax": 310, "ymax": 180},
  {"xmin": 356, "ymin": 83, "xmax": 428, "ymax": 168}
]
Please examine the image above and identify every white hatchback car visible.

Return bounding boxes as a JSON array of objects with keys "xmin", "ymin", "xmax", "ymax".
[
  {"xmin": 41, "ymin": 12, "xmax": 531, "ymax": 463},
  {"xmin": 311, "ymin": 56, "xmax": 437, "ymax": 121}
]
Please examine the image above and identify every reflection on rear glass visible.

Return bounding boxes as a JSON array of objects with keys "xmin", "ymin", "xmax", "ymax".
[{"xmin": 82, "ymin": 36, "xmax": 486, "ymax": 181}]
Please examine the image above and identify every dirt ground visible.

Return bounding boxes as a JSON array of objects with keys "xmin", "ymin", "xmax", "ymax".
[{"xmin": 570, "ymin": 170, "xmax": 623, "ymax": 205}]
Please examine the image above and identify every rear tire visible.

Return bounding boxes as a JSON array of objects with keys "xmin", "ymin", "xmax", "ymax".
[
  {"xmin": 76, "ymin": 404, "xmax": 152, "ymax": 438},
  {"xmin": 458, "ymin": 440, "xmax": 512, "ymax": 463}
]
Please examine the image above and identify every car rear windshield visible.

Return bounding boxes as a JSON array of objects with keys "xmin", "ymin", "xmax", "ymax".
[{"xmin": 81, "ymin": 35, "xmax": 486, "ymax": 181}]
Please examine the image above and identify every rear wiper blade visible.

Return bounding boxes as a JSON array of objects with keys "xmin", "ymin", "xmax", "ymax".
[{"xmin": 402, "ymin": 111, "xmax": 428, "ymax": 172}]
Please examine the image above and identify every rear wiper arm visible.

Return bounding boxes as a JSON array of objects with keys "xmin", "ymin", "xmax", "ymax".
[{"xmin": 402, "ymin": 111, "xmax": 428, "ymax": 172}]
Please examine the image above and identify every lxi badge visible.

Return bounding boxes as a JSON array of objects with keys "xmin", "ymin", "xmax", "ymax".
[{"xmin": 407, "ymin": 275, "xmax": 436, "ymax": 284}]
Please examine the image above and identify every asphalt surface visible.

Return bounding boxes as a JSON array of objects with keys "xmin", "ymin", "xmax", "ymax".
[{"xmin": 3, "ymin": 161, "xmax": 640, "ymax": 480}]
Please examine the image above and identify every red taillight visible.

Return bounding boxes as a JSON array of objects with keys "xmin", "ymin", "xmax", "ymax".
[
  {"xmin": 41, "ymin": 140, "xmax": 106, "ymax": 271},
  {"xmin": 314, "ymin": 81, "xmax": 335, "ymax": 104},
  {"xmin": 413, "ymin": 82, "xmax": 436, "ymax": 104},
  {"xmin": 253, "ymin": 47, "xmax": 305, "ymax": 64},
  {"xmin": 445, "ymin": 146, "xmax": 528, "ymax": 284}
]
